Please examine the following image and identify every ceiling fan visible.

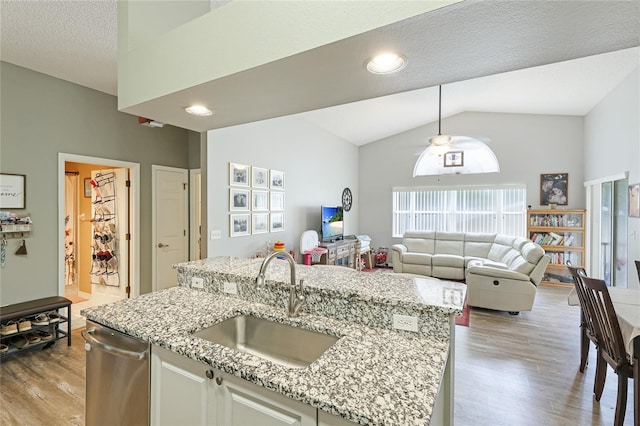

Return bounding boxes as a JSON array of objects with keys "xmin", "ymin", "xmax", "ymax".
[{"xmin": 413, "ymin": 85, "xmax": 500, "ymax": 177}]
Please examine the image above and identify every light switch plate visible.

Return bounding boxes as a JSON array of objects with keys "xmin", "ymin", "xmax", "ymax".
[
  {"xmin": 211, "ymin": 230, "xmax": 222, "ymax": 240},
  {"xmin": 191, "ymin": 277, "xmax": 204, "ymax": 289},
  {"xmin": 392, "ymin": 314, "xmax": 419, "ymax": 332}
]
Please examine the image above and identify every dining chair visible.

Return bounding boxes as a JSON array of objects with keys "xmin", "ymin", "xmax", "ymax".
[
  {"xmin": 635, "ymin": 260, "xmax": 640, "ymax": 281},
  {"xmin": 567, "ymin": 266, "xmax": 599, "ymax": 373},
  {"xmin": 581, "ymin": 276, "xmax": 635, "ymax": 426}
]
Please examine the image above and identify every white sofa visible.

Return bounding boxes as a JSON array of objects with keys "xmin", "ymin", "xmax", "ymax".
[{"xmin": 390, "ymin": 231, "xmax": 549, "ymax": 313}]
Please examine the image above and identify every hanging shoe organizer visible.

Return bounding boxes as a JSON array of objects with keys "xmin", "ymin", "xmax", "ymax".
[{"xmin": 89, "ymin": 172, "xmax": 120, "ymax": 287}]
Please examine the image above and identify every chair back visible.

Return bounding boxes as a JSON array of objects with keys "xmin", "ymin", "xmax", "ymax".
[
  {"xmin": 567, "ymin": 266, "xmax": 597, "ymax": 340},
  {"xmin": 635, "ymin": 260, "xmax": 640, "ymax": 281},
  {"xmin": 581, "ymin": 276, "xmax": 629, "ymax": 370}
]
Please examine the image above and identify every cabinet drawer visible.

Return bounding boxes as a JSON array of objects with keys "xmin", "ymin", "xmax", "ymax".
[
  {"xmin": 327, "ymin": 247, "xmax": 336, "ymax": 259},
  {"xmin": 337, "ymin": 247, "xmax": 350, "ymax": 257}
]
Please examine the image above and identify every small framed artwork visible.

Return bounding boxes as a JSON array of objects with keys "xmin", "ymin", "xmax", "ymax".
[
  {"xmin": 252, "ymin": 213, "xmax": 269, "ymax": 234},
  {"xmin": 270, "ymin": 212, "xmax": 285, "ymax": 232},
  {"xmin": 252, "ymin": 167, "xmax": 269, "ymax": 188},
  {"xmin": 270, "ymin": 191, "xmax": 285, "ymax": 211},
  {"xmin": 540, "ymin": 173, "xmax": 568, "ymax": 205},
  {"xmin": 443, "ymin": 151, "xmax": 464, "ymax": 167},
  {"xmin": 270, "ymin": 169, "xmax": 285, "ymax": 190},
  {"xmin": 629, "ymin": 183, "xmax": 639, "ymax": 218},
  {"xmin": 84, "ymin": 178, "xmax": 92, "ymax": 198},
  {"xmin": 230, "ymin": 214, "xmax": 250, "ymax": 237},
  {"xmin": 252, "ymin": 190, "xmax": 269, "ymax": 211},
  {"xmin": 229, "ymin": 189, "xmax": 250, "ymax": 211},
  {"xmin": 0, "ymin": 173, "xmax": 26, "ymax": 209},
  {"xmin": 229, "ymin": 163, "xmax": 250, "ymax": 187}
]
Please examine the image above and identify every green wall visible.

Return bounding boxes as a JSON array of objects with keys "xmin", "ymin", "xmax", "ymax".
[{"xmin": 0, "ymin": 62, "xmax": 191, "ymax": 305}]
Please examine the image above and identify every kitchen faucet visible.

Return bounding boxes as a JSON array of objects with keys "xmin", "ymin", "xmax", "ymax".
[{"xmin": 255, "ymin": 251, "xmax": 305, "ymax": 317}]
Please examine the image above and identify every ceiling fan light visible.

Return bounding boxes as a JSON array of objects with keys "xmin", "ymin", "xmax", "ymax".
[
  {"xmin": 429, "ymin": 134, "xmax": 451, "ymax": 146},
  {"xmin": 185, "ymin": 105, "xmax": 214, "ymax": 116},
  {"xmin": 430, "ymin": 144, "xmax": 450, "ymax": 156},
  {"xmin": 366, "ymin": 53, "xmax": 406, "ymax": 74}
]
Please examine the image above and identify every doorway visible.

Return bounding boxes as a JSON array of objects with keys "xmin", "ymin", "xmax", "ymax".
[
  {"xmin": 586, "ymin": 172, "xmax": 629, "ymax": 287},
  {"xmin": 58, "ymin": 154, "xmax": 140, "ymax": 328}
]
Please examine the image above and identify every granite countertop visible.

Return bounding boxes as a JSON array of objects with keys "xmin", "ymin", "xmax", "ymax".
[
  {"xmin": 82, "ymin": 286, "xmax": 452, "ymax": 425},
  {"xmin": 176, "ymin": 257, "xmax": 466, "ymax": 316}
]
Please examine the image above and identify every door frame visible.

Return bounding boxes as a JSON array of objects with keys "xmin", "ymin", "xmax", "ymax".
[
  {"xmin": 58, "ymin": 153, "xmax": 141, "ymax": 298},
  {"xmin": 152, "ymin": 165, "xmax": 189, "ymax": 292},
  {"xmin": 189, "ymin": 168, "xmax": 201, "ymax": 261}
]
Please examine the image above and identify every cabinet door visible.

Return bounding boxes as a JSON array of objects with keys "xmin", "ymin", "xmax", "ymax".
[
  {"xmin": 151, "ymin": 345, "xmax": 217, "ymax": 425},
  {"xmin": 218, "ymin": 372, "xmax": 316, "ymax": 426}
]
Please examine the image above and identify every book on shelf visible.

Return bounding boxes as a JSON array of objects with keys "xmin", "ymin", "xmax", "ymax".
[
  {"xmin": 564, "ymin": 234, "xmax": 575, "ymax": 246},
  {"xmin": 549, "ymin": 232, "xmax": 563, "ymax": 245}
]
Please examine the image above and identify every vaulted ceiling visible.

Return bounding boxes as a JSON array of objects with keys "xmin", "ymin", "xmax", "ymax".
[{"xmin": 1, "ymin": 1, "xmax": 638, "ymax": 145}]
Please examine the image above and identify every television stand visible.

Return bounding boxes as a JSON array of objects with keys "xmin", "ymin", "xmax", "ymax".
[{"xmin": 318, "ymin": 239, "xmax": 357, "ymax": 269}]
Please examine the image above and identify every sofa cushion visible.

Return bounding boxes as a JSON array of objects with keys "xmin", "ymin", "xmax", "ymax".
[
  {"xmin": 432, "ymin": 254, "xmax": 465, "ymax": 268},
  {"xmin": 487, "ymin": 243, "xmax": 512, "ymax": 262},
  {"xmin": 512, "ymin": 237, "xmax": 530, "ymax": 251},
  {"xmin": 464, "ymin": 233, "xmax": 495, "ymax": 259},
  {"xmin": 468, "ymin": 259, "xmax": 508, "ymax": 269},
  {"xmin": 403, "ymin": 252, "xmax": 433, "ymax": 266},
  {"xmin": 434, "ymin": 232, "xmax": 464, "ymax": 256},
  {"xmin": 502, "ymin": 249, "xmax": 522, "ymax": 266},
  {"xmin": 403, "ymin": 237, "xmax": 435, "ymax": 254},
  {"xmin": 521, "ymin": 242, "xmax": 545, "ymax": 264},
  {"xmin": 494, "ymin": 234, "xmax": 517, "ymax": 246},
  {"xmin": 403, "ymin": 231, "xmax": 436, "ymax": 241},
  {"xmin": 509, "ymin": 255, "xmax": 535, "ymax": 275}
]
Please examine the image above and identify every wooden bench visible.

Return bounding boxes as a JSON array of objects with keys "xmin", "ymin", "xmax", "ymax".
[{"xmin": 0, "ymin": 296, "xmax": 72, "ymax": 356}]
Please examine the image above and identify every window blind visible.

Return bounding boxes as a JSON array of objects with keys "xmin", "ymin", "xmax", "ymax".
[{"xmin": 392, "ymin": 185, "xmax": 527, "ymax": 237}]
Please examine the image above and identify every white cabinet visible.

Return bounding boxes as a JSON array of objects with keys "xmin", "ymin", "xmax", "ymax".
[
  {"xmin": 220, "ymin": 372, "xmax": 316, "ymax": 426},
  {"xmin": 151, "ymin": 345, "xmax": 217, "ymax": 425},
  {"xmin": 151, "ymin": 345, "xmax": 316, "ymax": 426}
]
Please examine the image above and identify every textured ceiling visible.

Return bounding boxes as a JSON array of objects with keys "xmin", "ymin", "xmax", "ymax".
[
  {"xmin": 1, "ymin": 0, "xmax": 118, "ymax": 95},
  {"xmin": 1, "ymin": 1, "xmax": 639, "ymax": 145}
]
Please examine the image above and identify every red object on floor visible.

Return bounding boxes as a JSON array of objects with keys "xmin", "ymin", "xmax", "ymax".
[{"xmin": 455, "ymin": 302, "xmax": 470, "ymax": 327}]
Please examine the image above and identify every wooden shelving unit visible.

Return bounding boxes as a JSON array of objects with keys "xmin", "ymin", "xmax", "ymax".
[{"xmin": 527, "ymin": 208, "xmax": 586, "ymax": 287}]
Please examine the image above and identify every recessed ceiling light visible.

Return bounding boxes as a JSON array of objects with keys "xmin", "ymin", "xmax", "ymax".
[
  {"xmin": 366, "ymin": 53, "xmax": 407, "ymax": 74},
  {"xmin": 185, "ymin": 105, "xmax": 214, "ymax": 116}
]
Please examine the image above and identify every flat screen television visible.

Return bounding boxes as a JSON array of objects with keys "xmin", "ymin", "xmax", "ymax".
[{"xmin": 321, "ymin": 206, "xmax": 344, "ymax": 242}]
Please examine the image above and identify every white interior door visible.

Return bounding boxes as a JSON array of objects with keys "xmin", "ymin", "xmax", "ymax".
[{"xmin": 153, "ymin": 166, "xmax": 188, "ymax": 291}]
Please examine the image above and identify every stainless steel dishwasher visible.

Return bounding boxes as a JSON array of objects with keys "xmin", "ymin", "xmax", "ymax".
[{"xmin": 82, "ymin": 320, "xmax": 150, "ymax": 426}]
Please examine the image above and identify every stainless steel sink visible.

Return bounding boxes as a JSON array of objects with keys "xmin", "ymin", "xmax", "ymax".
[{"xmin": 192, "ymin": 315, "xmax": 338, "ymax": 369}]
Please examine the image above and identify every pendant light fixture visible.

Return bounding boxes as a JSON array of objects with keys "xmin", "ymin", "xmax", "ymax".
[
  {"xmin": 413, "ymin": 85, "xmax": 500, "ymax": 177},
  {"xmin": 429, "ymin": 85, "xmax": 451, "ymax": 148}
]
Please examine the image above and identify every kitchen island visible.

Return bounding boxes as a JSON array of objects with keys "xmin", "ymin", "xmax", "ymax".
[{"xmin": 82, "ymin": 257, "xmax": 466, "ymax": 426}]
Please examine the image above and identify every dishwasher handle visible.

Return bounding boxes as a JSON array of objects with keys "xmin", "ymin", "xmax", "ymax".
[{"xmin": 82, "ymin": 328, "xmax": 148, "ymax": 361}]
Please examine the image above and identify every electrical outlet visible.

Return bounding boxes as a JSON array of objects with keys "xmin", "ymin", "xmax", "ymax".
[
  {"xmin": 223, "ymin": 281, "xmax": 238, "ymax": 295},
  {"xmin": 211, "ymin": 230, "xmax": 222, "ymax": 240},
  {"xmin": 191, "ymin": 277, "xmax": 204, "ymax": 289},
  {"xmin": 392, "ymin": 314, "xmax": 419, "ymax": 332}
]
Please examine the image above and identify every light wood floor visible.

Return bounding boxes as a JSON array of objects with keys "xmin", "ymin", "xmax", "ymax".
[
  {"xmin": 455, "ymin": 284, "xmax": 634, "ymax": 426},
  {"xmin": 0, "ymin": 286, "xmax": 634, "ymax": 425}
]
